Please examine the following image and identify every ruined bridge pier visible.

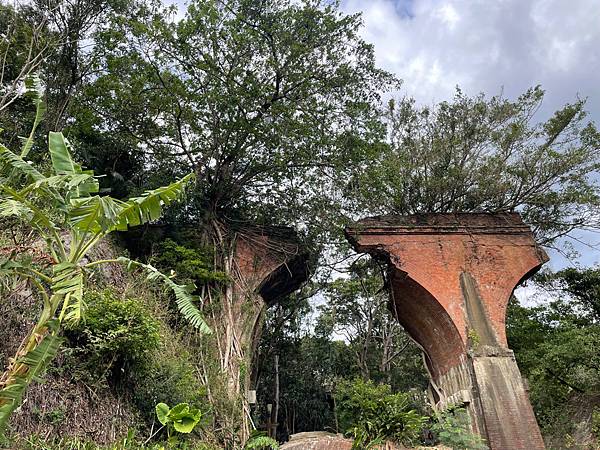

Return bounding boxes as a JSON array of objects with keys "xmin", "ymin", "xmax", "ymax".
[{"xmin": 346, "ymin": 213, "xmax": 548, "ymax": 450}]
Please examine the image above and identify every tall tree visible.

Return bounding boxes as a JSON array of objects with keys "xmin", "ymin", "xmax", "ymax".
[
  {"xmin": 319, "ymin": 260, "xmax": 427, "ymax": 390},
  {"xmin": 67, "ymin": 0, "xmax": 397, "ymax": 444},
  {"xmin": 352, "ymin": 88, "xmax": 600, "ymax": 248}
]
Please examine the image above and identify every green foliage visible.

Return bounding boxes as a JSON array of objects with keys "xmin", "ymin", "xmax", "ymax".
[
  {"xmin": 244, "ymin": 431, "xmax": 278, "ymax": 450},
  {"xmin": 431, "ymin": 407, "xmax": 488, "ymax": 450},
  {"xmin": 0, "ymin": 81, "xmax": 201, "ymax": 436},
  {"xmin": 334, "ymin": 378, "xmax": 426, "ymax": 448},
  {"xmin": 507, "ymin": 268, "xmax": 600, "ymax": 446},
  {"xmin": 131, "ymin": 345, "xmax": 208, "ymax": 426},
  {"xmin": 67, "ymin": 289, "xmax": 160, "ymax": 376},
  {"xmin": 320, "ymin": 260, "xmax": 428, "ymax": 389},
  {"xmin": 116, "ymin": 257, "xmax": 211, "ymax": 334},
  {"xmin": 152, "ymin": 239, "xmax": 227, "ymax": 285},
  {"xmin": 156, "ymin": 402, "xmax": 203, "ymax": 435},
  {"xmin": 353, "ymin": 89, "xmax": 600, "ymax": 246},
  {"xmin": 72, "ymin": 0, "xmax": 396, "ymax": 244}
]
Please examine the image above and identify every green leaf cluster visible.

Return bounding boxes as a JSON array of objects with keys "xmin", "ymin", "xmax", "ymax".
[
  {"xmin": 0, "ymin": 80, "xmax": 203, "ymax": 436},
  {"xmin": 334, "ymin": 378, "xmax": 426, "ymax": 449},
  {"xmin": 507, "ymin": 268, "xmax": 600, "ymax": 444},
  {"xmin": 67, "ymin": 289, "xmax": 161, "ymax": 370},
  {"xmin": 156, "ymin": 402, "xmax": 203, "ymax": 435},
  {"xmin": 431, "ymin": 407, "xmax": 488, "ymax": 450},
  {"xmin": 244, "ymin": 431, "xmax": 278, "ymax": 450},
  {"xmin": 352, "ymin": 88, "xmax": 600, "ymax": 246},
  {"xmin": 152, "ymin": 239, "xmax": 227, "ymax": 285}
]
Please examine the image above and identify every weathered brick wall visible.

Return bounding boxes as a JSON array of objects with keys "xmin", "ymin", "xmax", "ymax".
[{"xmin": 346, "ymin": 213, "xmax": 547, "ymax": 450}]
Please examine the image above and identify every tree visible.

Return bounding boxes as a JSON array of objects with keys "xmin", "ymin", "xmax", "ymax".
[
  {"xmin": 0, "ymin": 2, "xmax": 52, "ymax": 114},
  {"xmin": 352, "ymin": 88, "xmax": 600, "ymax": 248},
  {"xmin": 319, "ymin": 260, "xmax": 427, "ymax": 389},
  {"xmin": 71, "ymin": 0, "xmax": 397, "ymax": 231},
  {"xmin": 0, "ymin": 84, "xmax": 208, "ymax": 436},
  {"xmin": 66, "ymin": 1, "xmax": 397, "ymax": 442},
  {"xmin": 506, "ymin": 268, "xmax": 600, "ymax": 446}
]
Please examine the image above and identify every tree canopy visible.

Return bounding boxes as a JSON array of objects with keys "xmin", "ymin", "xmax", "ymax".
[{"xmin": 352, "ymin": 88, "xmax": 600, "ymax": 246}]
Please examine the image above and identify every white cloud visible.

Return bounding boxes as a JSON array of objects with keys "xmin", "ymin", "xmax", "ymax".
[
  {"xmin": 342, "ymin": 0, "xmax": 600, "ymax": 268},
  {"xmin": 342, "ymin": 0, "xmax": 600, "ymax": 114}
]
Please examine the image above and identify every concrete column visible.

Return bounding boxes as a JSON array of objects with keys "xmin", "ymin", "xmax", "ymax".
[{"xmin": 346, "ymin": 213, "xmax": 547, "ymax": 450}]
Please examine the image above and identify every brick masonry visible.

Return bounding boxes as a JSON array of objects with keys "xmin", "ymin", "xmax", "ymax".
[{"xmin": 346, "ymin": 213, "xmax": 548, "ymax": 450}]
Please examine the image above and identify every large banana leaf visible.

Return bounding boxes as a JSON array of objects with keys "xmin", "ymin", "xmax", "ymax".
[
  {"xmin": 0, "ymin": 199, "xmax": 34, "ymax": 221},
  {"xmin": 68, "ymin": 173, "xmax": 194, "ymax": 234},
  {"xmin": 116, "ymin": 257, "xmax": 212, "ymax": 334},
  {"xmin": 52, "ymin": 262, "xmax": 85, "ymax": 324},
  {"xmin": 68, "ymin": 195, "xmax": 125, "ymax": 234},
  {"xmin": 0, "ymin": 324, "xmax": 62, "ymax": 434},
  {"xmin": 0, "ymin": 187, "xmax": 59, "ymax": 233},
  {"xmin": 0, "ymin": 144, "xmax": 45, "ymax": 182},
  {"xmin": 113, "ymin": 173, "xmax": 195, "ymax": 230},
  {"xmin": 20, "ymin": 75, "xmax": 46, "ymax": 158},
  {"xmin": 48, "ymin": 132, "xmax": 98, "ymax": 198}
]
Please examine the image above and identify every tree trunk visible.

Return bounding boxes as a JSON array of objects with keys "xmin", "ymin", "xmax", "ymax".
[{"xmin": 273, "ymin": 354, "xmax": 279, "ymax": 438}]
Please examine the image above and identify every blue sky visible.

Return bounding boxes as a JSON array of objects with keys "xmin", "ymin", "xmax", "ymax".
[{"xmin": 169, "ymin": 0, "xmax": 600, "ymax": 268}]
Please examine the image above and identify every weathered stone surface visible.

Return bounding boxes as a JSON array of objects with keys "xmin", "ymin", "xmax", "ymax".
[
  {"xmin": 346, "ymin": 212, "xmax": 547, "ymax": 450},
  {"xmin": 280, "ymin": 432, "xmax": 353, "ymax": 450},
  {"xmin": 280, "ymin": 432, "xmax": 451, "ymax": 450}
]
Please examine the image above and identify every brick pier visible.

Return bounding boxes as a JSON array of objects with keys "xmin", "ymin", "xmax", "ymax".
[{"xmin": 346, "ymin": 213, "xmax": 547, "ymax": 450}]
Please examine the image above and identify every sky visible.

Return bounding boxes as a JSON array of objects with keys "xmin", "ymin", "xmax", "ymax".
[
  {"xmin": 169, "ymin": 0, "xmax": 600, "ymax": 269},
  {"xmin": 337, "ymin": 0, "xmax": 600, "ymax": 269}
]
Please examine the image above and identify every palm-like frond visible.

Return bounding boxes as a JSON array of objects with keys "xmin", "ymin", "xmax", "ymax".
[
  {"xmin": 68, "ymin": 173, "xmax": 194, "ymax": 235},
  {"xmin": 48, "ymin": 132, "xmax": 98, "ymax": 198},
  {"xmin": 0, "ymin": 186, "xmax": 58, "ymax": 232},
  {"xmin": 113, "ymin": 173, "xmax": 195, "ymax": 230},
  {"xmin": 52, "ymin": 262, "xmax": 85, "ymax": 324},
  {"xmin": 69, "ymin": 195, "xmax": 125, "ymax": 234},
  {"xmin": 0, "ymin": 199, "xmax": 34, "ymax": 221},
  {"xmin": 0, "ymin": 144, "xmax": 45, "ymax": 182},
  {"xmin": 116, "ymin": 257, "xmax": 212, "ymax": 334},
  {"xmin": 0, "ymin": 325, "xmax": 62, "ymax": 434},
  {"xmin": 20, "ymin": 74, "xmax": 46, "ymax": 158}
]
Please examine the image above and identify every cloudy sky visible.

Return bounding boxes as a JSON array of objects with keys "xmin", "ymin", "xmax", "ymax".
[
  {"xmin": 338, "ymin": 0, "xmax": 600, "ymax": 268},
  {"xmin": 170, "ymin": 0, "xmax": 600, "ymax": 268}
]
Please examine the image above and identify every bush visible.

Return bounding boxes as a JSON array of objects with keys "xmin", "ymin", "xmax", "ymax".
[
  {"xmin": 152, "ymin": 239, "xmax": 227, "ymax": 285},
  {"xmin": 431, "ymin": 407, "xmax": 487, "ymax": 450},
  {"xmin": 244, "ymin": 431, "xmax": 278, "ymax": 450},
  {"xmin": 66, "ymin": 289, "xmax": 161, "ymax": 379},
  {"xmin": 334, "ymin": 378, "xmax": 426, "ymax": 448},
  {"xmin": 131, "ymin": 346, "xmax": 210, "ymax": 426}
]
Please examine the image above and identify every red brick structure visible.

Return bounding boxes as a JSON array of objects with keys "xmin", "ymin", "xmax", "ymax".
[
  {"xmin": 346, "ymin": 213, "xmax": 548, "ymax": 450},
  {"xmin": 220, "ymin": 226, "xmax": 310, "ymax": 440}
]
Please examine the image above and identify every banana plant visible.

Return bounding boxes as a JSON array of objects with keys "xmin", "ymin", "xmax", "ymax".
[{"xmin": 0, "ymin": 79, "xmax": 210, "ymax": 436}]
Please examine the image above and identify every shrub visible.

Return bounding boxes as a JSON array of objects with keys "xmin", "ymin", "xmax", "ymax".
[
  {"xmin": 334, "ymin": 378, "xmax": 426, "ymax": 448},
  {"xmin": 66, "ymin": 289, "xmax": 161, "ymax": 379},
  {"xmin": 130, "ymin": 347, "xmax": 210, "ymax": 426},
  {"xmin": 244, "ymin": 431, "xmax": 278, "ymax": 450},
  {"xmin": 431, "ymin": 407, "xmax": 488, "ymax": 450},
  {"xmin": 152, "ymin": 239, "xmax": 227, "ymax": 285}
]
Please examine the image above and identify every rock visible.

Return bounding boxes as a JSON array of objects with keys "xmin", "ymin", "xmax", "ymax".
[{"xmin": 280, "ymin": 432, "xmax": 353, "ymax": 450}]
